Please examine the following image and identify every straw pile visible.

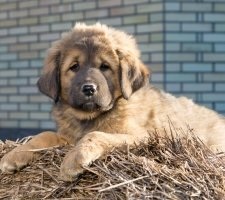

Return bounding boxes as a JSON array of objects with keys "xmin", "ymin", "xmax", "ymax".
[{"xmin": 0, "ymin": 129, "xmax": 225, "ymax": 200}]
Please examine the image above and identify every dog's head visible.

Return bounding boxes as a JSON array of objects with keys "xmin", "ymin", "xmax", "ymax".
[{"xmin": 37, "ymin": 23, "xmax": 149, "ymax": 119}]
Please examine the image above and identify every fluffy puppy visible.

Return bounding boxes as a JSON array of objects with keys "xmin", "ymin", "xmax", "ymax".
[{"xmin": 1, "ymin": 23, "xmax": 225, "ymax": 181}]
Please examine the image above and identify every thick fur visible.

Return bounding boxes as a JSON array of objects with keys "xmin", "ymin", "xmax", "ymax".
[{"xmin": 1, "ymin": 23, "xmax": 225, "ymax": 181}]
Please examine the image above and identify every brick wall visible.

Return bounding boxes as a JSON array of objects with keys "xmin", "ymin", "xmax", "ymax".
[
  {"xmin": 164, "ymin": 1, "xmax": 225, "ymax": 114},
  {"xmin": 0, "ymin": 0, "xmax": 224, "ymax": 139}
]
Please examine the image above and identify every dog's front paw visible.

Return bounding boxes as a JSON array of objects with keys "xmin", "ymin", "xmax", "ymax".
[
  {"xmin": 0, "ymin": 147, "xmax": 35, "ymax": 174},
  {"xmin": 60, "ymin": 150, "xmax": 86, "ymax": 181},
  {"xmin": 60, "ymin": 141, "xmax": 104, "ymax": 181}
]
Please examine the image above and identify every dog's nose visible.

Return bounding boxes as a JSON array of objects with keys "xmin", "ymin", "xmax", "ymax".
[{"xmin": 81, "ymin": 84, "xmax": 97, "ymax": 96}]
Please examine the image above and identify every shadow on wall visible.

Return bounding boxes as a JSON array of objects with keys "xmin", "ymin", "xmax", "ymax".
[{"xmin": 0, "ymin": 128, "xmax": 55, "ymax": 141}]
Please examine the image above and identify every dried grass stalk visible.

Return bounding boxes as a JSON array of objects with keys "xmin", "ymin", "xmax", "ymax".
[{"xmin": 0, "ymin": 129, "xmax": 225, "ymax": 199}]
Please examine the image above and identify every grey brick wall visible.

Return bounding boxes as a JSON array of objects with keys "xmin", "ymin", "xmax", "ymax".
[
  {"xmin": 0, "ymin": 0, "xmax": 224, "ymax": 138},
  {"xmin": 164, "ymin": 1, "xmax": 225, "ymax": 114}
]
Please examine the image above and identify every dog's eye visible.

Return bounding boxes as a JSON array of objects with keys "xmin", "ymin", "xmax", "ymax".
[
  {"xmin": 69, "ymin": 63, "xmax": 79, "ymax": 72},
  {"xmin": 100, "ymin": 63, "xmax": 110, "ymax": 72}
]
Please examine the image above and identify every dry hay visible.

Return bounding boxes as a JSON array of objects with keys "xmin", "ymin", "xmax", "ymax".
[{"xmin": 0, "ymin": 129, "xmax": 225, "ymax": 200}]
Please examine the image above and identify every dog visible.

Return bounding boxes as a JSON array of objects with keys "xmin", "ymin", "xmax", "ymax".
[{"xmin": 1, "ymin": 23, "xmax": 225, "ymax": 181}]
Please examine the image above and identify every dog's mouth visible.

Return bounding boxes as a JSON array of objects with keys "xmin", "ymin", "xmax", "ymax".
[
  {"xmin": 70, "ymin": 92, "xmax": 114, "ymax": 113},
  {"xmin": 81, "ymin": 102, "xmax": 101, "ymax": 112},
  {"xmin": 75, "ymin": 99, "xmax": 114, "ymax": 113}
]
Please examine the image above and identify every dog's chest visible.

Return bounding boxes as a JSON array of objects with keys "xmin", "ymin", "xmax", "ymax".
[{"xmin": 80, "ymin": 113, "xmax": 126, "ymax": 134}]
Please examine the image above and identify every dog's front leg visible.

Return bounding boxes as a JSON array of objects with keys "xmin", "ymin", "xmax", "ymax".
[
  {"xmin": 0, "ymin": 131, "xmax": 68, "ymax": 173},
  {"xmin": 60, "ymin": 131, "xmax": 148, "ymax": 181}
]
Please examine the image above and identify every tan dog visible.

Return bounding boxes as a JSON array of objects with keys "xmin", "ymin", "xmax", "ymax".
[{"xmin": 1, "ymin": 23, "xmax": 225, "ymax": 181}]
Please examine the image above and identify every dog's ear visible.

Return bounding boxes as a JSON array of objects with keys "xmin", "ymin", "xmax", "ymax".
[
  {"xmin": 118, "ymin": 51, "xmax": 149, "ymax": 100},
  {"xmin": 37, "ymin": 49, "xmax": 61, "ymax": 103}
]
